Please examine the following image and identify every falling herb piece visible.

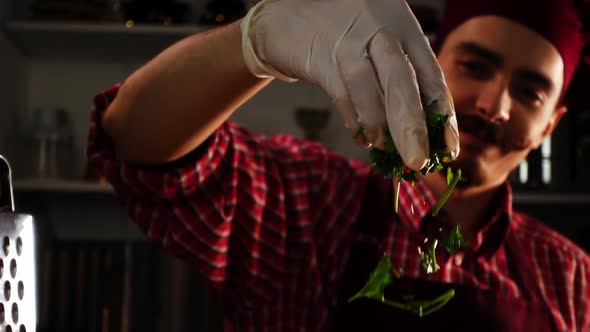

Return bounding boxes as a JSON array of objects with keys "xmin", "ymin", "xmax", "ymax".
[
  {"xmin": 402, "ymin": 288, "xmax": 456, "ymax": 317},
  {"xmin": 442, "ymin": 224, "xmax": 467, "ymax": 255},
  {"xmin": 446, "ymin": 167, "xmax": 453, "ymax": 185},
  {"xmin": 350, "ymin": 101, "xmax": 467, "ymax": 318},
  {"xmin": 362, "ymin": 100, "xmax": 456, "ymax": 216},
  {"xmin": 418, "ymin": 239, "xmax": 440, "ymax": 274},
  {"xmin": 417, "ymin": 225, "xmax": 467, "ymax": 274},
  {"xmin": 348, "ymin": 255, "xmax": 393, "ymax": 303},
  {"xmin": 432, "ymin": 168, "xmax": 462, "ymax": 216},
  {"xmin": 348, "ymin": 255, "xmax": 455, "ymax": 317}
]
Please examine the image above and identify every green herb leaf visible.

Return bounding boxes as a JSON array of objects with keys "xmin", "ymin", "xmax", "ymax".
[
  {"xmin": 348, "ymin": 255, "xmax": 394, "ymax": 303},
  {"xmin": 352, "ymin": 100, "xmax": 462, "ymax": 318},
  {"xmin": 363, "ymin": 100, "xmax": 456, "ymax": 216},
  {"xmin": 446, "ymin": 167, "xmax": 453, "ymax": 185},
  {"xmin": 432, "ymin": 168, "xmax": 462, "ymax": 216},
  {"xmin": 349, "ymin": 255, "xmax": 455, "ymax": 317},
  {"xmin": 404, "ymin": 288, "xmax": 456, "ymax": 317},
  {"xmin": 442, "ymin": 224, "xmax": 467, "ymax": 255}
]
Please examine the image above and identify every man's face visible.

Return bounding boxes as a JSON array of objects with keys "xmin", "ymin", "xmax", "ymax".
[{"xmin": 436, "ymin": 16, "xmax": 567, "ymax": 188}]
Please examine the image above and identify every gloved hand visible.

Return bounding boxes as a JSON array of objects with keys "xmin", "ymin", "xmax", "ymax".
[{"xmin": 240, "ymin": 0, "xmax": 460, "ymax": 170}]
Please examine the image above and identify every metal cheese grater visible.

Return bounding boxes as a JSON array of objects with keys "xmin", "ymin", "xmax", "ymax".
[{"xmin": 0, "ymin": 155, "xmax": 37, "ymax": 332}]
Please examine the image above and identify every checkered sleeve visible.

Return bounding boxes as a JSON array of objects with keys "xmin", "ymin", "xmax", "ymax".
[
  {"xmin": 574, "ymin": 256, "xmax": 590, "ymax": 331},
  {"xmin": 86, "ymin": 83, "xmax": 366, "ymax": 316}
]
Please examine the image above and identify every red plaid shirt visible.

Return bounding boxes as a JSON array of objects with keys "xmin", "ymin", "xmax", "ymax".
[{"xmin": 88, "ymin": 83, "xmax": 590, "ymax": 331}]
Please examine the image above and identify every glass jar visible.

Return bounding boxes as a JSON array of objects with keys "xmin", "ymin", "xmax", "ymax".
[{"xmin": 30, "ymin": 107, "xmax": 74, "ymax": 179}]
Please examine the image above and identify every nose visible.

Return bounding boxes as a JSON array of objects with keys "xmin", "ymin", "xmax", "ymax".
[{"xmin": 474, "ymin": 76, "xmax": 511, "ymax": 123}]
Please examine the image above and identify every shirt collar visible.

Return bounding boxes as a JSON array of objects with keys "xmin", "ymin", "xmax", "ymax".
[{"xmin": 395, "ymin": 178, "xmax": 513, "ymax": 258}]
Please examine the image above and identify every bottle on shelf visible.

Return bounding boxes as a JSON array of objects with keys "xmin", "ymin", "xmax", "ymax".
[{"xmin": 29, "ymin": 107, "xmax": 75, "ymax": 180}]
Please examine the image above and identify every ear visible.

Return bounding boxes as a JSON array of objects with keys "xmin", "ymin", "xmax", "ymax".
[{"xmin": 533, "ymin": 105, "xmax": 567, "ymax": 149}]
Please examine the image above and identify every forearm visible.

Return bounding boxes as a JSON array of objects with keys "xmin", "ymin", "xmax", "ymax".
[{"xmin": 102, "ymin": 19, "xmax": 272, "ymax": 164}]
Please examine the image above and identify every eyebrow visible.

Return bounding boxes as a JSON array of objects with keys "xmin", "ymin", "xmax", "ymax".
[
  {"xmin": 455, "ymin": 42, "xmax": 503, "ymax": 67},
  {"xmin": 455, "ymin": 42, "xmax": 554, "ymax": 92},
  {"xmin": 514, "ymin": 69, "xmax": 554, "ymax": 93}
]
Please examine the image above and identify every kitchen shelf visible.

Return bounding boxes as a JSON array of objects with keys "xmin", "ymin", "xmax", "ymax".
[
  {"xmin": 513, "ymin": 191, "xmax": 590, "ymax": 205},
  {"xmin": 11, "ymin": 178, "xmax": 590, "ymax": 204},
  {"xmin": 3, "ymin": 20, "xmax": 210, "ymax": 59},
  {"xmin": 13, "ymin": 178, "xmax": 114, "ymax": 193}
]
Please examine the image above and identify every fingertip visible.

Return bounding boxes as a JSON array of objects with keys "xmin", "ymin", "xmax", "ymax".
[
  {"xmin": 444, "ymin": 112, "xmax": 461, "ymax": 159},
  {"xmin": 405, "ymin": 155, "xmax": 428, "ymax": 172},
  {"xmin": 354, "ymin": 131, "xmax": 372, "ymax": 149},
  {"xmin": 388, "ymin": 118, "xmax": 430, "ymax": 172},
  {"xmin": 430, "ymin": 90, "xmax": 460, "ymax": 160},
  {"xmin": 398, "ymin": 135, "xmax": 429, "ymax": 171},
  {"xmin": 364, "ymin": 126, "xmax": 390, "ymax": 150}
]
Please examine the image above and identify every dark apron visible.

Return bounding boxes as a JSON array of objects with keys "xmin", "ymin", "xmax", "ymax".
[{"xmin": 332, "ymin": 176, "xmax": 556, "ymax": 331}]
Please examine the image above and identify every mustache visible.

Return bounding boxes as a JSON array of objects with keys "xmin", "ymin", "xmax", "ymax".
[
  {"xmin": 456, "ymin": 113, "xmax": 501, "ymax": 146},
  {"xmin": 456, "ymin": 113, "xmax": 532, "ymax": 151}
]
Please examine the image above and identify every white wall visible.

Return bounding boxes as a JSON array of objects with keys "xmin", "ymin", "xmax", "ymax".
[{"xmin": 27, "ymin": 56, "xmax": 370, "ymax": 180}]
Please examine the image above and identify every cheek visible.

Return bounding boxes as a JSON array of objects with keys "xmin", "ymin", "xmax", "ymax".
[
  {"xmin": 501, "ymin": 121, "xmax": 532, "ymax": 150},
  {"xmin": 500, "ymin": 112, "xmax": 547, "ymax": 151}
]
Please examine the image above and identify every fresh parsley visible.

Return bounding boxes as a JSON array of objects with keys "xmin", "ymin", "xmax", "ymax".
[
  {"xmin": 357, "ymin": 100, "xmax": 462, "ymax": 215},
  {"xmin": 348, "ymin": 255, "xmax": 455, "ymax": 317},
  {"xmin": 442, "ymin": 224, "xmax": 467, "ymax": 256},
  {"xmin": 348, "ymin": 101, "xmax": 468, "ymax": 317}
]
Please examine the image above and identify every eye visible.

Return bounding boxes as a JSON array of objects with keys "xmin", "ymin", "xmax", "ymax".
[
  {"xmin": 456, "ymin": 60, "xmax": 493, "ymax": 80},
  {"xmin": 512, "ymin": 85, "xmax": 545, "ymax": 108}
]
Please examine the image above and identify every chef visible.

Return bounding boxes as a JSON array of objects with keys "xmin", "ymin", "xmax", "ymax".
[{"xmin": 88, "ymin": 0, "xmax": 590, "ymax": 330}]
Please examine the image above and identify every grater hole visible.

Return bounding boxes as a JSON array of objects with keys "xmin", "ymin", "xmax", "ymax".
[
  {"xmin": 17, "ymin": 282, "xmax": 23, "ymax": 300},
  {"xmin": 0, "ymin": 303, "xmax": 4, "ymax": 323},
  {"xmin": 20, "ymin": 325, "xmax": 26, "ymax": 332},
  {"xmin": 10, "ymin": 259, "xmax": 16, "ymax": 278},
  {"xmin": 16, "ymin": 238, "xmax": 22, "ymax": 256},
  {"xmin": 6, "ymin": 324, "xmax": 13, "ymax": 332},
  {"xmin": 3, "ymin": 237, "xmax": 9, "ymax": 256},
  {"xmin": 0, "ymin": 259, "xmax": 3, "ymax": 278},
  {"xmin": 11, "ymin": 303, "xmax": 18, "ymax": 323},
  {"xmin": 4, "ymin": 281, "xmax": 11, "ymax": 301}
]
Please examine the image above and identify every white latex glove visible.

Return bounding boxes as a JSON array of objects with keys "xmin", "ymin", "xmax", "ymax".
[{"xmin": 241, "ymin": 0, "xmax": 459, "ymax": 170}]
